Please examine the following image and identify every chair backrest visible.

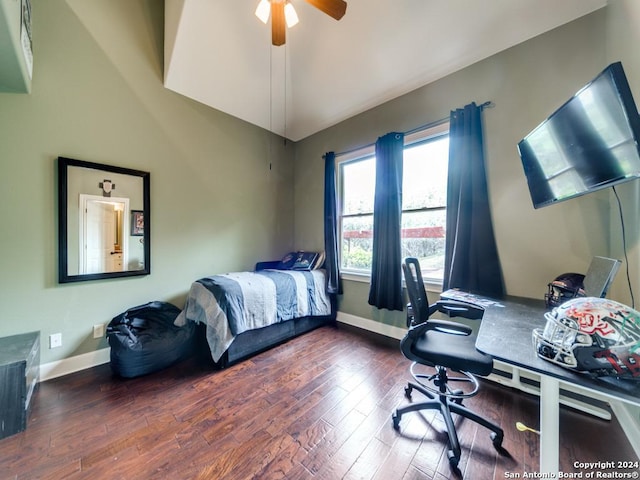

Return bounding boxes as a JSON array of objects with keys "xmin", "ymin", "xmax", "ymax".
[{"xmin": 402, "ymin": 257, "xmax": 430, "ymax": 325}]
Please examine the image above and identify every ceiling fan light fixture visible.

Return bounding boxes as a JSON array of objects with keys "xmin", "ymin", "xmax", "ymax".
[
  {"xmin": 257, "ymin": 0, "xmax": 347, "ymax": 46},
  {"xmin": 284, "ymin": 2, "xmax": 299, "ymax": 28},
  {"xmin": 255, "ymin": 0, "xmax": 271, "ymax": 24}
]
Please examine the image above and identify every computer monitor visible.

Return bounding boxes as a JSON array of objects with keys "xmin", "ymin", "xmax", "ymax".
[{"xmin": 583, "ymin": 256, "xmax": 621, "ymax": 298}]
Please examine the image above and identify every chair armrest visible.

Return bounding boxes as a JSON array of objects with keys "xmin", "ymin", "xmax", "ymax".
[
  {"xmin": 406, "ymin": 318, "xmax": 472, "ymax": 339},
  {"xmin": 428, "ymin": 319, "xmax": 473, "ymax": 335},
  {"xmin": 255, "ymin": 261, "xmax": 280, "ymax": 271},
  {"xmin": 430, "ymin": 299, "xmax": 484, "ymax": 320}
]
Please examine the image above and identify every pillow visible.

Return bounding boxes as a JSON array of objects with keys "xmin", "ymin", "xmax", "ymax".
[
  {"xmin": 313, "ymin": 251, "xmax": 326, "ymax": 270},
  {"xmin": 277, "ymin": 251, "xmax": 324, "ymax": 271}
]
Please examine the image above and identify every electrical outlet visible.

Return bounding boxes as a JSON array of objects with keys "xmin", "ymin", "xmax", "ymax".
[
  {"xmin": 49, "ymin": 333, "xmax": 62, "ymax": 349},
  {"xmin": 93, "ymin": 324, "xmax": 105, "ymax": 339}
]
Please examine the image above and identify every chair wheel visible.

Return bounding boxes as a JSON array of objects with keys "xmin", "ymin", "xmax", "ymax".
[
  {"xmin": 392, "ymin": 412, "xmax": 401, "ymax": 430},
  {"xmin": 404, "ymin": 386, "xmax": 413, "ymax": 399},
  {"xmin": 447, "ymin": 450, "xmax": 459, "ymax": 468},
  {"xmin": 491, "ymin": 431, "xmax": 504, "ymax": 448}
]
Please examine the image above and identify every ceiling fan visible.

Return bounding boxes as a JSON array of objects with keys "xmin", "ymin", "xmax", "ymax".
[{"xmin": 255, "ymin": 0, "xmax": 347, "ymax": 46}]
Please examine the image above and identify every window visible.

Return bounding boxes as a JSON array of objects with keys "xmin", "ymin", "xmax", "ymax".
[{"xmin": 338, "ymin": 123, "xmax": 449, "ymax": 283}]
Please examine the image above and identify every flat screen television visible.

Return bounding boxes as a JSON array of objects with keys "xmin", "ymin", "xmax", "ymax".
[{"xmin": 517, "ymin": 61, "xmax": 640, "ymax": 209}]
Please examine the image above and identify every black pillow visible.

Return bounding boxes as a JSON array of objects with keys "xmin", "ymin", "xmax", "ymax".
[{"xmin": 277, "ymin": 251, "xmax": 322, "ymax": 271}]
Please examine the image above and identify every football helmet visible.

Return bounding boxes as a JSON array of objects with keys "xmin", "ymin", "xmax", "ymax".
[
  {"xmin": 533, "ymin": 297, "xmax": 640, "ymax": 379},
  {"xmin": 545, "ymin": 272, "xmax": 586, "ymax": 309}
]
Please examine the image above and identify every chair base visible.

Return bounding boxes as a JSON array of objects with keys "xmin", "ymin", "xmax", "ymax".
[
  {"xmin": 392, "ymin": 380, "xmax": 504, "ymax": 468},
  {"xmin": 410, "ymin": 361, "xmax": 481, "ymax": 400}
]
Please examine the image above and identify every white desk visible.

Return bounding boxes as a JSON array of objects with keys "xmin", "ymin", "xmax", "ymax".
[{"xmin": 444, "ymin": 292, "xmax": 640, "ymax": 474}]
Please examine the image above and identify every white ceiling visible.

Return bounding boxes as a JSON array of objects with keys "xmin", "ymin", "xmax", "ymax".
[{"xmin": 164, "ymin": 0, "xmax": 607, "ymax": 142}]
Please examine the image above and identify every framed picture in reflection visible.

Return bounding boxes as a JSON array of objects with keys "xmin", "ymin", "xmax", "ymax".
[{"xmin": 131, "ymin": 210, "xmax": 144, "ymax": 236}]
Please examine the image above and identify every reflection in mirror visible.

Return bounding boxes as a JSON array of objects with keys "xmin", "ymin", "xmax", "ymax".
[
  {"xmin": 58, "ymin": 157, "xmax": 150, "ymax": 283},
  {"xmin": 79, "ymin": 195, "xmax": 129, "ymax": 274}
]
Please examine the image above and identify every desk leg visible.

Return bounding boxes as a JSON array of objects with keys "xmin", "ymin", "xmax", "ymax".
[{"xmin": 539, "ymin": 375, "xmax": 560, "ymax": 474}]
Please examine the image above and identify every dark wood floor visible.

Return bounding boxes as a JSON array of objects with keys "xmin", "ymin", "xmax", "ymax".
[{"xmin": 1, "ymin": 325, "xmax": 637, "ymax": 479}]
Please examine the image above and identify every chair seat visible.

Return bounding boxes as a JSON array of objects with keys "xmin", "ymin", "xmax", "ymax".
[{"xmin": 412, "ymin": 328, "xmax": 493, "ymax": 376}]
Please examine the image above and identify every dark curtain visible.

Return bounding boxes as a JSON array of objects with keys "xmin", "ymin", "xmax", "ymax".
[
  {"xmin": 443, "ymin": 102, "xmax": 505, "ymax": 298},
  {"xmin": 368, "ymin": 132, "xmax": 404, "ymax": 311},
  {"xmin": 324, "ymin": 152, "xmax": 342, "ymax": 295}
]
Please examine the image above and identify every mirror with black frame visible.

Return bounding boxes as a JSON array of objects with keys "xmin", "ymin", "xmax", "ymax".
[{"xmin": 58, "ymin": 157, "xmax": 150, "ymax": 283}]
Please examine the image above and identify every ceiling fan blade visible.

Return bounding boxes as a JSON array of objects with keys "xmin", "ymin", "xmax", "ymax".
[
  {"xmin": 271, "ymin": 1, "xmax": 286, "ymax": 46},
  {"xmin": 304, "ymin": 0, "xmax": 347, "ymax": 20}
]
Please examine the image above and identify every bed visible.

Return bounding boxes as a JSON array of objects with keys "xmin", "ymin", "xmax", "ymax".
[{"xmin": 175, "ymin": 259, "xmax": 335, "ymax": 368}]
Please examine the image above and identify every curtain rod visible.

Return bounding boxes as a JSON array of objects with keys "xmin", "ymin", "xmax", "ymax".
[{"xmin": 329, "ymin": 100, "xmax": 494, "ymax": 159}]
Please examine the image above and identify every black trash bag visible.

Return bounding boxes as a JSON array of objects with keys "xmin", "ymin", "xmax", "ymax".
[{"xmin": 107, "ymin": 301, "xmax": 195, "ymax": 378}]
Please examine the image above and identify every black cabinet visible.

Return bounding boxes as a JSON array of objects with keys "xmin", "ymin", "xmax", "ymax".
[{"xmin": 0, "ymin": 331, "xmax": 40, "ymax": 439}]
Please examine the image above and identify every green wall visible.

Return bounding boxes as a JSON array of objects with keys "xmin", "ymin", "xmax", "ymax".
[
  {"xmin": 0, "ymin": 0, "xmax": 295, "ymax": 364},
  {"xmin": 294, "ymin": 4, "xmax": 640, "ymax": 326}
]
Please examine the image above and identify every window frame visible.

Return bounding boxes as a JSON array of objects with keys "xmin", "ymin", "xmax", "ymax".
[{"xmin": 336, "ymin": 121, "xmax": 450, "ymax": 286}]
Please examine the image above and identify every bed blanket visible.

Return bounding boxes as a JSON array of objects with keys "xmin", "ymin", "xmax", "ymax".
[{"xmin": 175, "ymin": 269, "xmax": 331, "ymax": 362}]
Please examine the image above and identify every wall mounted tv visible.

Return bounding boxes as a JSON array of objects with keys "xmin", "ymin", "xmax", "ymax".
[{"xmin": 517, "ymin": 61, "xmax": 640, "ymax": 209}]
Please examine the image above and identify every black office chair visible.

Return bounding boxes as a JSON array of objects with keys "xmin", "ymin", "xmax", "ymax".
[{"xmin": 392, "ymin": 257, "xmax": 504, "ymax": 468}]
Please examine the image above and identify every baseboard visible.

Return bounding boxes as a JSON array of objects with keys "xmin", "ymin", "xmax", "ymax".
[
  {"xmin": 336, "ymin": 311, "xmax": 406, "ymax": 340},
  {"xmin": 39, "ymin": 348, "xmax": 111, "ymax": 382},
  {"xmin": 38, "ymin": 314, "xmax": 401, "ymax": 382},
  {"xmin": 37, "ymin": 315, "xmax": 395, "ymax": 382}
]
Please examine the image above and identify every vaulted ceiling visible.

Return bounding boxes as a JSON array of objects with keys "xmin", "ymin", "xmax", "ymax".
[{"xmin": 164, "ymin": 0, "xmax": 607, "ymax": 141}]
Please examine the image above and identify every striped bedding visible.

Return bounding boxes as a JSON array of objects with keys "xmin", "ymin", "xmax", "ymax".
[{"xmin": 175, "ymin": 269, "xmax": 331, "ymax": 362}]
